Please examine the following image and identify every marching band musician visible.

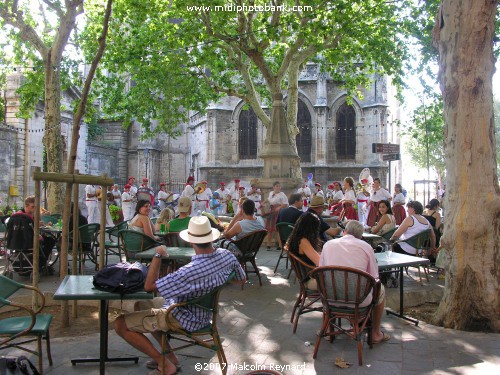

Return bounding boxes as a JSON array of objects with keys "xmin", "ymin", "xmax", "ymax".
[
  {"xmin": 246, "ymin": 182, "xmax": 262, "ymax": 215},
  {"xmin": 366, "ymin": 177, "xmax": 392, "ymax": 227},
  {"xmin": 297, "ymin": 180, "xmax": 311, "ymax": 212},
  {"xmin": 180, "ymin": 176, "xmax": 196, "ymax": 205},
  {"xmin": 215, "ymin": 182, "xmax": 231, "ymax": 215},
  {"xmin": 195, "ymin": 180, "xmax": 211, "ymax": 213},
  {"xmin": 314, "ymin": 182, "xmax": 325, "ymax": 198},
  {"xmin": 122, "ymin": 184, "xmax": 134, "ymax": 221},
  {"xmin": 127, "ymin": 176, "xmax": 138, "ymax": 202},
  {"xmin": 356, "ymin": 187, "xmax": 370, "ymax": 226},
  {"xmin": 157, "ymin": 182, "xmax": 174, "ymax": 211},
  {"xmin": 137, "ymin": 178, "xmax": 155, "ymax": 206},
  {"xmin": 329, "ymin": 181, "xmax": 344, "ymax": 217}
]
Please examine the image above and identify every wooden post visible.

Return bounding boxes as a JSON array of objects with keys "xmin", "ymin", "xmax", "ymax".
[
  {"xmin": 71, "ymin": 171, "xmax": 79, "ymax": 318},
  {"xmin": 99, "ymin": 174, "xmax": 108, "ymax": 270},
  {"xmin": 33, "ymin": 167, "xmax": 41, "ymax": 309}
]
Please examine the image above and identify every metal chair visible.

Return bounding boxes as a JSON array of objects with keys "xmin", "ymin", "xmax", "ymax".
[
  {"xmin": 118, "ymin": 229, "xmax": 163, "ymax": 262},
  {"xmin": 397, "ymin": 229, "xmax": 433, "ymax": 284},
  {"xmin": 159, "ymin": 273, "xmax": 235, "ymax": 375},
  {"xmin": 68, "ymin": 223, "xmax": 100, "ymax": 274},
  {"xmin": 0, "ymin": 275, "xmax": 53, "ymax": 374},
  {"xmin": 287, "ymin": 252, "xmax": 322, "ymax": 333},
  {"xmin": 310, "ymin": 266, "xmax": 381, "ymax": 366},
  {"xmin": 232, "ymin": 230, "xmax": 267, "ymax": 287},
  {"xmin": 104, "ymin": 221, "xmax": 128, "ymax": 263},
  {"xmin": 274, "ymin": 222, "xmax": 294, "ymax": 274}
]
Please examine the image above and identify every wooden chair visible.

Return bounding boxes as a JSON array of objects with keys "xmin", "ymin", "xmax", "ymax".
[
  {"xmin": 159, "ymin": 273, "xmax": 235, "ymax": 375},
  {"xmin": 0, "ymin": 275, "xmax": 53, "ymax": 374},
  {"xmin": 274, "ymin": 222, "xmax": 294, "ymax": 274},
  {"xmin": 287, "ymin": 252, "xmax": 322, "ymax": 333},
  {"xmin": 118, "ymin": 229, "xmax": 163, "ymax": 262},
  {"xmin": 310, "ymin": 266, "xmax": 381, "ymax": 366},
  {"xmin": 397, "ymin": 229, "xmax": 432, "ymax": 284},
  {"xmin": 232, "ymin": 230, "xmax": 267, "ymax": 287}
]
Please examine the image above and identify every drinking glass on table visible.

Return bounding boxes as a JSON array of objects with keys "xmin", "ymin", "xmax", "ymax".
[{"xmin": 385, "ymin": 243, "xmax": 393, "ymax": 259}]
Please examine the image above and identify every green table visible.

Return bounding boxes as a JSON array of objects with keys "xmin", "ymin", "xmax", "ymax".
[
  {"xmin": 375, "ymin": 252, "xmax": 430, "ymax": 326},
  {"xmin": 362, "ymin": 232, "xmax": 383, "ymax": 248},
  {"xmin": 133, "ymin": 246, "xmax": 195, "ymax": 271},
  {"xmin": 53, "ymin": 275, "xmax": 153, "ymax": 374}
]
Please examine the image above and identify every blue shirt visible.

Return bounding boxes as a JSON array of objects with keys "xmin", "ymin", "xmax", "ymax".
[{"xmin": 155, "ymin": 248, "xmax": 246, "ymax": 331}]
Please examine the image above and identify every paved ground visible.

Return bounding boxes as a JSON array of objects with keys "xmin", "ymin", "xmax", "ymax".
[{"xmin": 2, "ymin": 249, "xmax": 499, "ymax": 374}]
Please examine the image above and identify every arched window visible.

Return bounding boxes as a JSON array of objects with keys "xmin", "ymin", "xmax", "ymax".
[
  {"xmin": 296, "ymin": 99, "xmax": 312, "ymax": 162},
  {"xmin": 239, "ymin": 106, "xmax": 257, "ymax": 159},
  {"xmin": 336, "ymin": 103, "xmax": 356, "ymax": 159}
]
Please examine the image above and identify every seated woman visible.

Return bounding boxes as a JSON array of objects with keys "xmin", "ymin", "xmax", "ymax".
[
  {"xmin": 214, "ymin": 199, "xmax": 265, "ymax": 256},
  {"xmin": 285, "ymin": 212, "xmax": 322, "ymax": 290},
  {"xmin": 370, "ymin": 200, "xmax": 396, "ymax": 236},
  {"xmin": 423, "ymin": 198, "xmax": 442, "ymax": 246},
  {"xmin": 128, "ymin": 199, "xmax": 158, "ymax": 240},
  {"xmin": 390, "ymin": 200, "xmax": 436, "ymax": 256},
  {"xmin": 154, "ymin": 207, "xmax": 175, "ymax": 232}
]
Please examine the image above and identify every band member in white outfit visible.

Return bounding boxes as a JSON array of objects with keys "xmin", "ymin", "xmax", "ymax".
[
  {"xmin": 180, "ymin": 176, "xmax": 196, "ymax": 206},
  {"xmin": 157, "ymin": 182, "xmax": 174, "ymax": 211},
  {"xmin": 297, "ymin": 181, "xmax": 311, "ymax": 212},
  {"xmin": 121, "ymin": 184, "xmax": 134, "ymax": 221},
  {"xmin": 195, "ymin": 180, "xmax": 211, "ymax": 213},
  {"xmin": 366, "ymin": 178, "xmax": 392, "ymax": 227},
  {"xmin": 85, "ymin": 184, "xmax": 100, "ymax": 223},
  {"xmin": 215, "ymin": 182, "xmax": 231, "ymax": 214},
  {"xmin": 246, "ymin": 183, "xmax": 262, "ymax": 214},
  {"xmin": 127, "ymin": 176, "xmax": 138, "ymax": 203}
]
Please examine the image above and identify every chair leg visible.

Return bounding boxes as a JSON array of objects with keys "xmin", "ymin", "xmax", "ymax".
[
  {"xmin": 45, "ymin": 330, "xmax": 53, "ymax": 366},
  {"xmin": 250, "ymin": 259, "xmax": 262, "ymax": 286},
  {"xmin": 212, "ymin": 332, "xmax": 228, "ymax": 375},
  {"xmin": 313, "ymin": 317, "xmax": 329, "ymax": 359},
  {"xmin": 37, "ymin": 335, "xmax": 43, "ymax": 374},
  {"xmin": 357, "ymin": 337, "xmax": 363, "ymax": 366}
]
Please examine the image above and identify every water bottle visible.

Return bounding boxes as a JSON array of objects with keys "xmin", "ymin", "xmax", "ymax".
[{"xmin": 160, "ymin": 223, "xmax": 166, "ymax": 234}]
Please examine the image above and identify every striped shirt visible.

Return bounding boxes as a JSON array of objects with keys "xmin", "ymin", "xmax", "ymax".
[{"xmin": 156, "ymin": 248, "xmax": 246, "ymax": 331}]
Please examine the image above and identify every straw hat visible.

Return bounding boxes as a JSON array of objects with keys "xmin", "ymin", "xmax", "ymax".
[
  {"xmin": 309, "ymin": 196, "xmax": 326, "ymax": 208},
  {"xmin": 180, "ymin": 216, "xmax": 220, "ymax": 244}
]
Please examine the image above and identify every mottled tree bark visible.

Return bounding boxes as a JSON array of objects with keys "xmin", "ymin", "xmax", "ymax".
[{"xmin": 432, "ymin": 0, "xmax": 500, "ymax": 331}]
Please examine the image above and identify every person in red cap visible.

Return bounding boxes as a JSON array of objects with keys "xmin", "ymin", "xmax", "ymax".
[
  {"xmin": 180, "ymin": 176, "xmax": 196, "ymax": 207},
  {"xmin": 137, "ymin": 178, "xmax": 155, "ymax": 206},
  {"xmin": 215, "ymin": 182, "xmax": 230, "ymax": 214},
  {"xmin": 297, "ymin": 180, "xmax": 312, "ymax": 212},
  {"xmin": 157, "ymin": 182, "xmax": 174, "ymax": 211},
  {"xmin": 194, "ymin": 180, "xmax": 211, "ymax": 213},
  {"xmin": 229, "ymin": 179, "xmax": 242, "ymax": 214},
  {"xmin": 127, "ymin": 176, "xmax": 138, "ymax": 202},
  {"xmin": 314, "ymin": 182, "xmax": 324, "ymax": 199},
  {"xmin": 122, "ymin": 184, "xmax": 135, "ymax": 221}
]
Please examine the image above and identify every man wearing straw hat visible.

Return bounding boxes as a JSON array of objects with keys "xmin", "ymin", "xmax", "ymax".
[
  {"xmin": 306, "ymin": 196, "xmax": 342, "ymax": 241},
  {"xmin": 114, "ymin": 216, "xmax": 246, "ymax": 375}
]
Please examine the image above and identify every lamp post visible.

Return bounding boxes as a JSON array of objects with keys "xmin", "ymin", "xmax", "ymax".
[{"xmin": 144, "ymin": 148, "xmax": 150, "ymax": 180}]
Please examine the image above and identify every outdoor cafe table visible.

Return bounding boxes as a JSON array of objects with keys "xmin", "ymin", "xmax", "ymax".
[
  {"xmin": 375, "ymin": 252, "xmax": 430, "ymax": 326},
  {"xmin": 133, "ymin": 246, "xmax": 195, "ymax": 269},
  {"xmin": 53, "ymin": 275, "xmax": 153, "ymax": 375},
  {"xmin": 362, "ymin": 232, "xmax": 383, "ymax": 248}
]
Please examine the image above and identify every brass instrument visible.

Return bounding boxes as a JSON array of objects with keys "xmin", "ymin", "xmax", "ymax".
[
  {"xmin": 194, "ymin": 182, "xmax": 205, "ymax": 194},
  {"xmin": 96, "ymin": 187, "xmax": 102, "ymax": 201}
]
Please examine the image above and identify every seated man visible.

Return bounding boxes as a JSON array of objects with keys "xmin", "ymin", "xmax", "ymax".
[
  {"xmin": 114, "ymin": 216, "xmax": 246, "ymax": 375},
  {"xmin": 306, "ymin": 196, "xmax": 341, "ymax": 241},
  {"xmin": 214, "ymin": 199, "xmax": 265, "ymax": 256},
  {"xmin": 319, "ymin": 220, "xmax": 389, "ymax": 344},
  {"xmin": 166, "ymin": 197, "xmax": 192, "ymax": 232},
  {"xmin": 277, "ymin": 193, "xmax": 303, "ymax": 225}
]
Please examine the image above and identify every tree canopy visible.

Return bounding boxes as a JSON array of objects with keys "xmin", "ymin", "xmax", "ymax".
[{"xmin": 92, "ymin": 0, "xmax": 410, "ymax": 139}]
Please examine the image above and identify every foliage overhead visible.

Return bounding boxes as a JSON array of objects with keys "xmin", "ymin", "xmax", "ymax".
[{"xmin": 88, "ymin": 0, "xmax": 410, "ymax": 138}]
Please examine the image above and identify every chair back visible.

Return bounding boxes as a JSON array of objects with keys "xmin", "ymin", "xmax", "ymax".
[
  {"xmin": 107, "ymin": 221, "xmax": 128, "ymax": 239},
  {"xmin": 276, "ymin": 222, "xmax": 294, "ymax": 245},
  {"xmin": 118, "ymin": 229, "xmax": 163, "ymax": 260},
  {"xmin": 0, "ymin": 275, "xmax": 24, "ymax": 303},
  {"xmin": 401, "ymin": 229, "xmax": 432, "ymax": 254},
  {"xmin": 77, "ymin": 223, "xmax": 101, "ymax": 245},
  {"xmin": 232, "ymin": 229, "xmax": 267, "ymax": 260},
  {"xmin": 163, "ymin": 232, "xmax": 190, "ymax": 247},
  {"xmin": 380, "ymin": 227, "xmax": 397, "ymax": 241},
  {"xmin": 311, "ymin": 266, "xmax": 377, "ymax": 307},
  {"xmin": 288, "ymin": 252, "xmax": 315, "ymax": 286}
]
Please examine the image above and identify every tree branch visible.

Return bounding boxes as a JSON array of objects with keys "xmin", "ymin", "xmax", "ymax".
[{"xmin": 41, "ymin": 0, "xmax": 63, "ymax": 18}]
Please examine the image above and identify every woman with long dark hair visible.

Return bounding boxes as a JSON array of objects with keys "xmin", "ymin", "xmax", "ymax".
[
  {"xmin": 423, "ymin": 198, "xmax": 442, "ymax": 246},
  {"xmin": 128, "ymin": 199, "xmax": 157, "ymax": 239},
  {"xmin": 285, "ymin": 212, "xmax": 323, "ymax": 289}
]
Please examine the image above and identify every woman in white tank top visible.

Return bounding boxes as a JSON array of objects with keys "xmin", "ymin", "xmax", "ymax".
[{"xmin": 390, "ymin": 201, "xmax": 436, "ymax": 255}]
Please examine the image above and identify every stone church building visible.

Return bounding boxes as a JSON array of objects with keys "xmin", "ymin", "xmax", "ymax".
[{"xmin": 1, "ymin": 63, "xmax": 401, "ymax": 208}]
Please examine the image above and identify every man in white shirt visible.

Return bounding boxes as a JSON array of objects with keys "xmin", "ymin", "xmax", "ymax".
[
  {"xmin": 121, "ymin": 184, "xmax": 134, "ymax": 221},
  {"xmin": 128, "ymin": 176, "xmax": 138, "ymax": 202},
  {"xmin": 320, "ymin": 220, "xmax": 389, "ymax": 344},
  {"xmin": 157, "ymin": 183, "xmax": 173, "ymax": 211},
  {"xmin": 85, "ymin": 184, "xmax": 100, "ymax": 223},
  {"xmin": 180, "ymin": 176, "xmax": 196, "ymax": 206},
  {"xmin": 215, "ymin": 182, "xmax": 231, "ymax": 215},
  {"xmin": 246, "ymin": 183, "xmax": 262, "ymax": 214}
]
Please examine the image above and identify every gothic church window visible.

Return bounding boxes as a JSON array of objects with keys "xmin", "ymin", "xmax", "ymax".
[
  {"xmin": 336, "ymin": 103, "xmax": 356, "ymax": 159},
  {"xmin": 296, "ymin": 99, "xmax": 312, "ymax": 162},
  {"xmin": 239, "ymin": 107, "xmax": 257, "ymax": 159}
]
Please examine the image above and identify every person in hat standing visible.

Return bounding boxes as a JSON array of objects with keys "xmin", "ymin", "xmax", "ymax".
[
  {"xmin": 229, "ymin": 179, "xmax": 242, "ymax": 214},
  {"xmin": 306, "ymin": 195, "xmax": 342, "ymax": 241},
  {"xmin": 194, "ymin": 180, "xmax": 211, "ymax": 214},
  {"xmin": 127, "ymin": 176, "xmax": 138, "ymax": 202},
  {"xmin": 297, "ymin": 180, "xmax": 311, "ymax": 212},
  {"xmin": 314, "ymin": 182, "xmax": 324, "ymax": 199},
  {"xmin": 137, "ymin": 178, "xmax": 155, "ymax": 206},
  {"xmin": 215, "ymin": 182, "xmax": 230, "ymax": 215},
  {"xmin": 114, "ymin": 216, "xmax": 246, "ymax": 375},
  {"xmin": 157, "ymin": 183, "xmax": 174, "ymax": 211},
  {"xmin": 121, "ymin": 184, "xmax": 134, "ymax": 221},
  {"xmin": 180, "ymin": 176, "xmax": 196, "ymax": 206}
]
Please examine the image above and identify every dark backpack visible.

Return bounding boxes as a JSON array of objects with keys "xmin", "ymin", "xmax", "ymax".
[{"xmin": 92, "ymin": 262, "xmax": 148, "ymax": 295}]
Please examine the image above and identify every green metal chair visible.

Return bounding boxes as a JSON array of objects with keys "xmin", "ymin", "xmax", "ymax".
[
  {"xmin": 0, "ymin": 275, "xmax": 53, "ymax": 374},
  {"xmin": 380, "ymin": 227, "xmax": 398, "ymax": 242},
  {"xmin": 68, "ymin": 223, "xmax": 101, "ymax": 274},
  {"xmin": 118, "ymin": 229, "xmax": 163, "ymax": 262},
  {"xmin": 274, "ymin": 222, "xmax": 295, "ymax": 274},
  {"xmin": 159, "ymin": 273, "xmax": 235, "ymax": 375},
  {"xmin": 397, "ymin": 229, "xmax": 433, "ymax": 284},
  {"xmin": 104, "ymin": 221, "xmax": 128, "ymax": 263}
]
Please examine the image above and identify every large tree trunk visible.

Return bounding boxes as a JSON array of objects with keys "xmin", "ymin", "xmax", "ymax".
[
  {"xmin": 432, "ymin": 0, "xmax": 500, "ymax": 332},
  {"xmin": 43, "ymin": 64, "xmax": 64, "ymax": 213}
]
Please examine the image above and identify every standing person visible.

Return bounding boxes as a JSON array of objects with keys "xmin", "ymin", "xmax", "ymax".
[
  {"xmin": 180, "ymin": 176, "xmax": 195, "ymax": 206},
  {"xmin": 137, "ymin": 178, "xmax": 155, "ymax": 206},
  {"xmin": 423, "ymin": 198, "xmax": 442, "ymax": 246},
  {"xmin": 314, "ymin": 182, "xmax": 325, "ymax": 198},
  {"xmin": 263, "ymin": 181, "xmax": 288, "ymax": 249},
  {"xmin": 121, "ymin": 184, "xmax": 134, "ymax": 221},
  {"xmin": 246, "ymin": 182, "xmax": 262, "ymax": 215},
  {"xmin": 233, "ymin": 186, "xmax": 246, "ymax": 215},
  {"xmin": 297, "ymin": 180, "xmax": 311, "ymax": 212},
  {"xmin": 329, "ymin": 181, "xmax": 344, "ymax": 217},
  {"xmin": 210, "ymin": 192, "xmax": 221, "ymax": 216},
  {"xmin": 215, "ymin": 182, "xmax": 230, "ymax": 215},
  {"xmin": 157, "ymin": 183, "xmax": 173, "ymax": 211},
  {"xmin": 127, "ymin": 176, "xmax": 138, "ymax": 203},
  {"xmin": 114, "ymin": 216, "xmax": 246, "ymax": 375},
  {"xmin": 277, "ymin": 193, "xmax": 304, "ymax": 225},
  {"xmin": 229, "ymin": 179, "xmax": 242, "ymax": 214},
  {"xmin": 111, "ymin": 184, "xmax": 122, "ymax": 207},
  {"xmin": 356, "ymin": 187, "xmax": 370, "ymax": 226},
  {"xmin": 194, "ymin": 180, "xmax": 211, "ymax": 214},
  {"xmin": 392, "ymin": 183, "xmax": 407, "ymax": 225},
  {"xmin": 85, "ymin": 184, "xmax": 100, "ymax": 224},
  {"xmin": 366, "ymin": 178, "xmax": 392, "ymax": 227},
  {"xmin": 320, "ymin": 220, "xmax": 390, "ymax": 344},
  {"xmin": 340, "ymin": 177, "xmax": 358, "ymax": 221}
]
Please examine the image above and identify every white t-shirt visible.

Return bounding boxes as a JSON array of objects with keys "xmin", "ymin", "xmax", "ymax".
[
  {"xmin": 370, "ymin": 188, "xmax": 391, "ymax": 203},
  {"xmin": 268, "ymin": 191, "xmax": 288, "ymax": 206},
  {"xmin": 85, "ymin": 185, "xmax": 97, "ymax": 201}
]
